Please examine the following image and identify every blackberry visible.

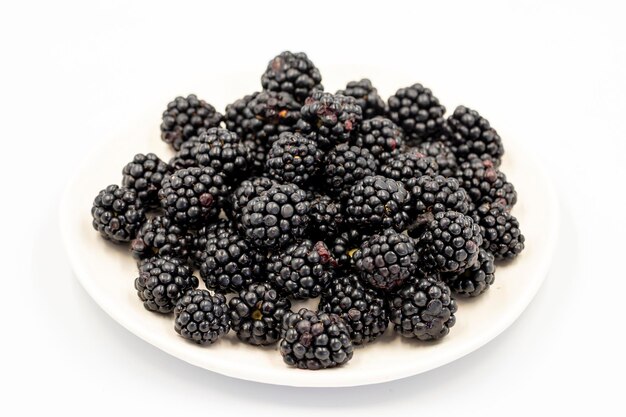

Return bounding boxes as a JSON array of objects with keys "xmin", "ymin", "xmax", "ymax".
[
  {"xmin": 323, "ymin": 143, "xmax": 378, "ymax": 200},
  {"xmin": 227, "ymin": 176, "xmax": 278, "ymax": 228},
  {"xmin": 198, "ymin": 219, "xmax": 266, "ymax": 293},
  {"xmin": 443, "ymin": 105, "xmax": 504, "ymax": 165},
  {"xmin": 298, "ymin": 91, "xmax": 363, "ymax": 148},
  {"xmin": 160, "ymin": 94, "xmax": 223, "ymax": 150},
  {"xmin": 415, "ymin": 211, "xmax": 482, "ymax": 274},
  {"xmin": 91, "ymin": 185, "xmax": 145, "ymax": 243},
  {"xmin": 410, "ymin": 175, "xmax": 471, "ymax": 216},
  {"xmin": 225, "ymin": 91, "xmax": 301, "ymax": 145},
  {"xmin": 344, "ymin": 175, "xmax": 412, "ymax": 232},
  {"xmin": 390, "ymin": 275, "xmax": 457, "ymax": 340},
  {"xmin": 444, "ymin": 248, "xmax": 495, "ymax": 297},
  {"xmin": 159, "ymin": 167, "xmax": 229, "ymax": 227},
  {"xmin": 174, "ymin": 290, "xmax": 230, "ymax": 345},
  {"xmin": 336, "ymin": 79, "xmax": 386, "ymax": 119},
  {"xmin": 280, "ymin": 308, "xmax": 353, "ymax": 370},
  {"xmin": 261, "ymin": 51, "xmax": 323, "ymax": 103},
  {"xmin": 267, "ymin": 240, "xmax": 336, "ymax": 299},
  {"xmin": 240, "ymin": 183, "xmax": 310, "ymax": 249},
  {"xmin": 174, "ymin": 128, "xmax": 251, "ymax": 181},
  {"xmin": 330, "ymin": 229, "xmax": 367, "ymax": 270},
  {"xmin": 229, "ymin": 283, "xmax": 292, "ymax": 346},
  {"xmin": 455, "ymin": 156, "xmax": 517, "ymax": 208},
  {"xmin": 416, "ymin": 141, "xmax": 457, "ymax": 178},
  {"xmin": 354, "ymin": 117, "xmax": 404, "ymax": 164},
  {"xmin": 122, "ymin": 153, "xmax": 171, "ymax": 207},
  {"xmin": 387, "ymin": 83, "xmax": 446, "ymax": 143},
  {"xmin": 319, "ymin": 274, "xmax": 389, "ymax": 345},
  {"xmin": 243, "ymin": 138, "xmax": 268, "ymax": 175},
  {"xmin": 190, "ymin": 219, "xmax": 232, "ymax": 267},
  {"xmin": 380, "ymin": 150, "xmax": 439, "ymax": 189},
  {"xmin": 472, "ymin": 202, "xmax": 525, "ymax": 260},
  {"xmin": 308, "ymin": 194, "xmax": 343, "ymax": 240},
  {"xmin": 353, "ymin": 229, "xmax": 418, "ymax": 291},
  {"xmin": 134, "ymin": 256, "xmax": 198, "ymax": 313},
  {"xmin": 266, "ymin": 132, "xmax": 323, "ymax": 185},
  {"xmin": 131, "ymin": 215, "xmax": 192, "ymax": 262}
]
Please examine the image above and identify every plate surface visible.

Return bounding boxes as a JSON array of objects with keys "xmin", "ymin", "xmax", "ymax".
[{"xmin": 60, "ymin": 69, "xmax": 558, "ymax": 387}]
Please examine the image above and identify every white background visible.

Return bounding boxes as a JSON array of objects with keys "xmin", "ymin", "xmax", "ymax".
[{"xmin": 2, "ymin": 0, "xmax": 625, "ymax": 415}]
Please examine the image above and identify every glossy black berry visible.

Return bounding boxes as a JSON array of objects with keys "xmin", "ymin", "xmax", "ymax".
[
  {"xmin": 91, "ymin": 185, "xmax": 145, "ymax": 243},
  {"xmin": 308, "ymin": 194, "xmax": 344, "ymax": 240},
  {"xmin": 174, "ymin": 290, "xmax": 230, "ymax": 345},
  {"xmin": 410, "ymin": 175, "xmax": 471, "ymax": 216},
  {"xmin": 354, "ymin": 117, "xmax": 404, "ymax": 164},
  {"xmin": 443, "ymin": 248, "xmax": 495, "ymax": 297},
  {"xmin": 472, "ymin": 202, "xmax": 525, "ymax": 260},
  {"xmin": 387, "ymin": 83, "xmax": 446, "ymax": 143},
  {"xmin": 131, "ymin": 215, "xmax": 192, "ymax": 262},
  {"xmin": 415, "ymin": 141, "xmax": 457, "ymax": 178},
  {"xmin": 160, "ymin": 94, "xmax": 223, "ymax": 150},
  {"xmin": 261, "ymin": 51, "xmax": 323, "ymax": 103},
  {"xmin": 336, "ymin": 79, "xmax": 386, "ymax": 119},
  {"xmin": 456, "ymin": 156, "xmax": 517, "ymax": 209},
  {"xmin": 122, "ymin": 153, "xmax": 171, "ymax": 207},
  {"xmin": 380, "ymin": 150, "xmax": 439, "ymax": 189},
  {"xmin": 323, "ymin": 143, "xmax": 378, "ymax": 200},
  {"xmin": 266, "ymin": 132, "xmax": 323, "ymax": 185}
]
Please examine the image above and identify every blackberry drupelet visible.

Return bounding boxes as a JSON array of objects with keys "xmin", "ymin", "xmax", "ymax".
[
  {"xmin": 280, "ymin": 308, "xmax": 354, "ymax": 370},
  {"xmin": 323, "ymin": 143, "xmax": 378, "ymax": 200},
  {"xmin": 174, "ymin": 290, "xmax": 230, "ymax": 345},
  {"xmin": 390, "ymin": 275, "xmax": 457, "ymax": 340},
  {"xmin": 229, "ymin": 283, "xmax": 292, "ymax": 346},
  {"xmin": 330, "ymin": 229, "xmax": 367, "ymax": 270},
  {"xmin": 444, "ymin": 248, "xmax": 495, "ymax": 297},
  {"xmin": 131, "ymin": 215, "xmax": 192, "ymax": 262},
  {"xmin": 387, "ymin": 83, "xmax": 446, "ymax": 143},
  {"xmin": 160, "ymin": 94, "xmax": 223, "ymax": 151},
  {"xmin": 415, "ymin": 211, "xmax": 483, "ymax": 274},
  {"xmin": 198, "ymin": 219, "xmax": 266, "ymax": 293},
  {"xmin": 91, "ymin": 185, "xmax": 145, "ymax": 243},
  {"xmin": 354, "ymin": 117, "xmax": 404, "ymax": 164},
  {"xmin": 472, "ymin": 202, "xmax": 525, "ymax": 260},
  {"xmin": 456, "ymin": 156, "xmax": 517, "ymax": 208},
  {"xmin": 159, "ymin": 167, "xmax": 229, "ymax": 227},
  {"xmin": 261, "ymin": 51, "xmax": 323, "ymax": 103},
  {"xmin": 182, "ymin": 128, "xmax": 251, "ymax": 180},
  {"xmin": 240, "ymin": 183, "xmax": 311, "ymax": 249},
  {"xmin": 416, "ymin": 141, "xmax": 457, "ymax": 178},
  {"xmin": 319, "ymin": 274, "xmax": 389, "ymax": 345},
  {"xmin": 298, "ymin": 91, "xmax": 363, "ymax": 148},
  {"xmin": 266, "ymin": 132, "xmax": 323, "ymax": 185},
  {"xmin": 336, "ymin": 79, "xmax": 386, "ymax": 119},
  {"xmin": 267, "ymin": 240, "xmax": 336, "ymax": 299},
  {"xmin": 353, "ymin": 229, "xmax": 418, "ymax": 291},
  {"xmin": 227, "ymin": 176, "xmax": 278, "ymax": 228},
  {"xmin": 443, "ymin": 105, "xmax": 504, "ymax": 165},
  {"xmin": 380, "ymin": 150, "xmax": 440, "ymax": 189},
  {"xmin": 308, "ymin": 194, "xmax": 343, "ymax": 240},
  {"xmin": 410, "ymin": 175, "xmax": 471, "ymax": 216},
  {"xmin": 122, "ymin": 153, "xmax": 171, "ymax": 207},
  {"xmin": 344, "ymin": 175, "xmax": 412, "ymax": 232},
  {"xmin": 134, "ymin": 256, "xmax": 198, "ymax": 313}
]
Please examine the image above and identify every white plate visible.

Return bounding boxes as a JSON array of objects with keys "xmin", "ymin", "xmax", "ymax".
[{"xmin": 60, "ymin": 69, "xmax": 558, "ymax": 387}]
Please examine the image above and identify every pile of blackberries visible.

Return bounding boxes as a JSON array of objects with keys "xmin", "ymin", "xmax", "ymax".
[{"xmin": 91, "ymin": 51, "xmax": 525, "ymax": 370}]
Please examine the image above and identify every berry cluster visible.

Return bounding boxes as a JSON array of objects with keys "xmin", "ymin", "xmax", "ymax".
[{"xmin": 91, "ymin": 51, "xmax": 526, "ymax": 371}]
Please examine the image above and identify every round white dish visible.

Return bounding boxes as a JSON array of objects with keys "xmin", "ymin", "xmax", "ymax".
[{"xmin": 59, "ymin": 69, "xmax": 558, "ymax": 387}]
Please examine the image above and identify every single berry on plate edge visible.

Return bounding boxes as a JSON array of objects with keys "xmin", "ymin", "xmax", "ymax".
[
  {"xmin": 198, "ymin": 219, "xmax": 266, "ymax": 293},
  {"xmin": 160, "ymin": 94, "xmax": 223, "ymax": 151},
  {"xmin": 353, "ymin": 229, "xmax": 418, "ymax": 291},
  {"xmin": 336, "ymin": 79, "xmax": 386, "ymax": 119},
  {"xmin": 280, "ymin": 308, "xmax": 354, "ymax": 370},
  {"xmin": 91, "ymin": 185, "xmax": 145, "ymax": 243},
  {"xmin": 240, "ymin": 183, "xmax": 310, "ymax": 249},
  {"xmin": 472, "ymin": 201, "xmax": 525, "ymax": 260},
  {"xmin": 319, "ymin": 274, "xmax": 389, "ymax": 345},
  {"xmin": 261, "ymin": 51, "xmax": 323, "ymax": 103},
  {"xmin": 354, "ymin": 117, "xmax": 404, "ymax": 165},
  {"xmin": 266, "ymin": 131, "xmax": 324, "ymax": 185},
  {"xmin": 267, "ymin": 240, "xmax": 336, "ymax": 299},
  {"xmin": 174, "ymin": 289, "xmax": 230, "ymax": 345},
  {"xmin": 387, "ymin": 83, "xmax": 446, "ymax": 143},
  {"xmin": 159, "ymin": 166, "xmax": 229, "ymax": 227},
  {"xmin": 131, "ymin": 215, "xmax": 192, "ymax": 262},
  {"xmin": 229, "ymin": 283, "xmax": 292, "ymax": 346},
  {"xmin": 344, "ymin": 175, "xmax": 412, "ymax": 233},
  {"xmin": 122, "ymin": 153, "xmax": 171, "ymax": 207},
  {"xmin": 134, "ymin": 256, "xmax": 198, "ymax": 313},
  {"xmin": 443, "ymin": 248, "xmax": 495, "ymax": 297},
  {"xmin": 390, "ymin": 274, "xmax": 457, "ymax": 341}
]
